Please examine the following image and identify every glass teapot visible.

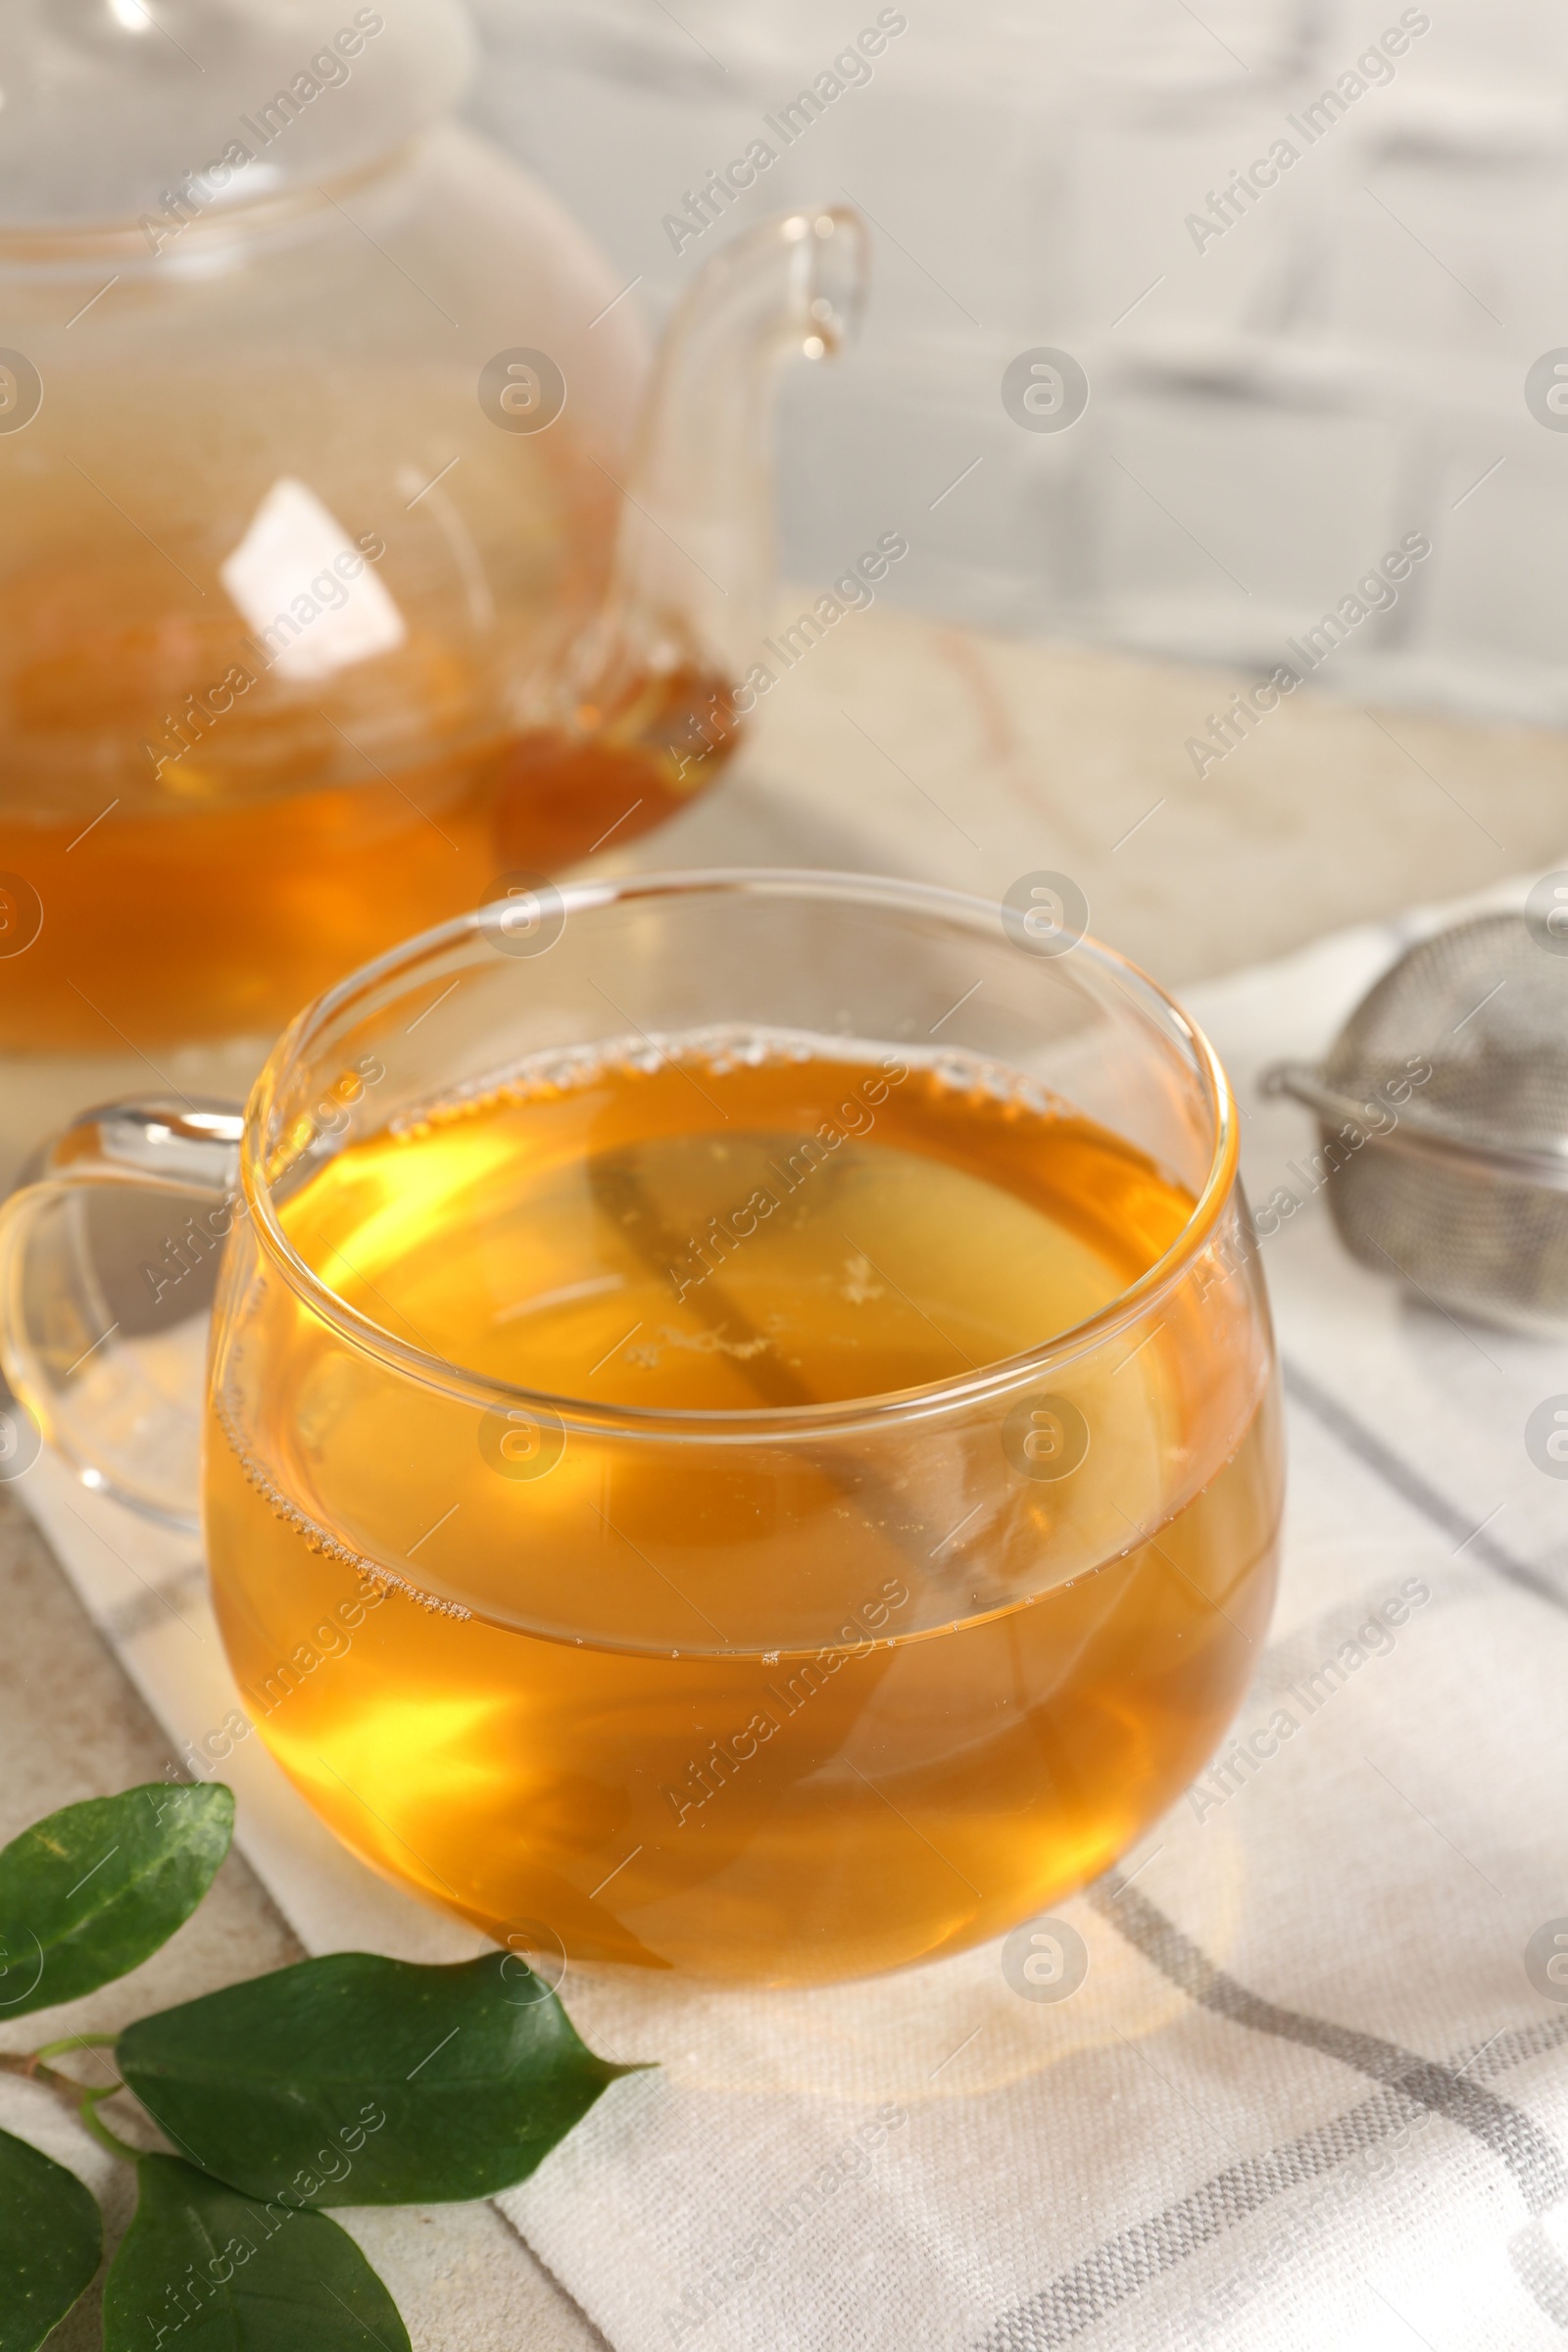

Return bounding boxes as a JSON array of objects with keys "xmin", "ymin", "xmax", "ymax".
[{"xmin": 0, "ymin": 0, "xmax": 866, "ymax": 1052}]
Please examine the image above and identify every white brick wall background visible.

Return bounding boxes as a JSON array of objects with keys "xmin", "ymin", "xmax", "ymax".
[{"xmin": 466, "ymin": 0, "xmax": 1568, "ymax": 726}]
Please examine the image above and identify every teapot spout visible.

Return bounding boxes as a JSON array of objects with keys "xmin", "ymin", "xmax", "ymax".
[
  {"xmin": 600, "ymin": 204, "xmax": 869, "ymax": 702},
  {"xmin": 493, "ymin": 207, "xmax": 867, "ymax": 867}
]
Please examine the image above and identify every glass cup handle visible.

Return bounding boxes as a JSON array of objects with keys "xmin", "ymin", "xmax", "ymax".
[{"xmin": 0, "ymin": 1099, "xmax": 245, "ymax": 1532}]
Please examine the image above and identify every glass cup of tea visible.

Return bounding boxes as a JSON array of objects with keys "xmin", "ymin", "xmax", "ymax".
[{"xmin": 0, "ymin": 871, "xmax": 1281, "ymax": 1985}]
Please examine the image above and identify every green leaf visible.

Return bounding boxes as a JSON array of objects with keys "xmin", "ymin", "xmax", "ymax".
[
  {"xmin": 119, "ymin": 1952, "xmax": 638, "ymax": 2205},
  {"xmin": 0, "ymin": 2124, "xmax": 102, "ymax": 2352},
  {"xmin": 0, "ymin": 1782, "xmax": 234, "ymax": 2020},
  {"xmin": 103, "ymin": 2153, "xmax": 410, "ymax": 2352}
]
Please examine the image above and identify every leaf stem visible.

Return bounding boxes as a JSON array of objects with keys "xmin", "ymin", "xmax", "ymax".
[
  {"xmin": 0, "ymin": 2046, "xmax": 86, "ymax": 2099},
  {"xmin": 33, "ymin": 2033, "xmax": 120, "ymax": 2062},
  {"xmin": 76, "ymin": 2084, "xmax": 144, "ymax": 2165},
  {"xmin": 0, "ymin": 2043, "xmax": 147, "ymax": 2162}
]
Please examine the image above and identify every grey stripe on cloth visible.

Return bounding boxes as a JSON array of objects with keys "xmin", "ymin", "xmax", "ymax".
[
  {"xmin": 974, "ymin": 1884, "xmax": 1568, "ymax": 2352},
  {"xmin": 1517, "ymin": 2221, "xmax": 1568, "ymax": 2331},
  {"xmin": 1282, "ymin": 1354, "xmax": 1567, "ymax": 1614},
  {"xmin": 977, "ymin": 2016, "xmax": 1568, "ymax": 2351},
  {"xmin": 977, "ymin": 2080, "xmax": 1450, "ymax": 2352},
  {"xmin": 1097, "ymin": 1880, "xmax": 1567, "ymax": 2212}
]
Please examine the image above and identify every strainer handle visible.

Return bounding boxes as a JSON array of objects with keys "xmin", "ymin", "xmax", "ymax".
[
  {"xmin": 1257, "ymin": 1061, "xmax": 1361, "ymax": 1122},
  {"xmin": 1259, "ymin": 1058, "xmax": 1568, "ymax": 1190}
]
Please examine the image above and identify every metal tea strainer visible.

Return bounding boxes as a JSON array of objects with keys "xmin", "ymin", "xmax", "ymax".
[{"xmin": 1262, "ymin": 911, "xmax": 1568, "ymax": 1337}]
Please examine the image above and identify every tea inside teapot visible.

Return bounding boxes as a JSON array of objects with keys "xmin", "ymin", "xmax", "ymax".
[{"xmin": 0, "ymin": 0, "xmax": 863, "ymax": 1050}]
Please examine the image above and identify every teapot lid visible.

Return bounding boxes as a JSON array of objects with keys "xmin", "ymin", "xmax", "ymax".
[{"xmin": 0, "ymin": 0, "xmax": 476, "ymax": 228}]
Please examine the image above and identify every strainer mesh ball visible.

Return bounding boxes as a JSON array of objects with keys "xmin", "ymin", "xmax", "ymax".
[{"xmin": 1308, "ymin": 912, "xmax": 1568, "ymax": 1334}]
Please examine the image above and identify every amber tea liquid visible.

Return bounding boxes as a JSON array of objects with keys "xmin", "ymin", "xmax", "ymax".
[
  {"xmin": 206, "ymin": 1035, "xmax": 1280, "ymax": 1984},
  {"xmin": 0, "ymin": 490, "xmax": 738, "ymax": 1051}
]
